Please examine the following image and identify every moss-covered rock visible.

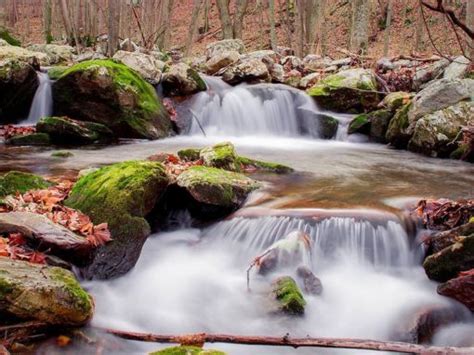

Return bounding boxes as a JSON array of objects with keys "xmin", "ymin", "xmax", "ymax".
[
  {"xmin": 6, "ymin": 132, "xmax": 51, "ymax": 146},
  {"xmin": 307, "ymin": 68, "xmax": 380, "ymax": 113},
  {"xmin": 65, "ymin": 160, "xmax": 169, "ymax": 279},
  {"xmin": 200, "ymin": 142, "xmax": 239, "ymax": 171},
  {"xmin": 0, "ymin": 58, "xmax": 38, "ymax": 122},
  {"xmin": 27, "ymin": 44, "xmax": 74, "ymax": 65},
  {"xmin": 0, "ymin": 27, "xmax": 21, "ymax": 46},
  {"xmin": 37, "ymin": 116, "xmax": 114, "ymax": 145},
  {"xmin": 0, "ymin": 41, "xmax": 49, "ymax": 66},
  {"xmin": 0, "ymin": 171, "xmax": 52, "ymax": 198},
  {"xmin": 52, "ymin": 59, "xmax": 172, "ymax": 140},
  {"xmin": 0, "ymin": 257, "xmax": 93, "ymax": 325},
  {"xmin": 271, "ymin": 276, "xmax": 306, "ymax": 316},
  {"xmin": 151, "ymin": 346, "xmax": 226, "ymax": 355},
  {"xmin": 47, "ymin": 65, "xmax": 69, "ymax": 80},
  {"xmin": 177, "ymin": 148, "xmax": 201, "ymax": 161},
  {"xmin": 237, "ymin": 156, "xmax": 293, "ymax": 174},
  {"xmin": 385, "ymin": 102, "xmax": 413, "ymax": 148},
  {"xmin": 369, "ymin": 109, "xmax": 394, "ymax": 143},
  {"xmin": 161, "ymin": 63, "xmax": 206, "ymax": 96},
  {"xmin": 348, "ymin": 114, "xmax": 370, "ymax": 135},
  {"xmin": 380, "ymin": 91, "xmax": 412, "ymax": 112},
  {"xmin": 316, "ymin": 113, "xmax": 339, "ymax": 139},
  {"xmin": 176, "ymin": 166, "xmax": 260, "ymax": 210},
  {"xmin": 423, "ymin": 234, "xmax": 474, "ymax": 282}
]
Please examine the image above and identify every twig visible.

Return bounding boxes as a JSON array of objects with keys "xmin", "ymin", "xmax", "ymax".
[
  {"xmin": 131, "ymin": 5, "xmax": 147, "ymax": 48},
  {"xmin": 189, "ymin": 109, "xmax": 207, "ymax": 137}
]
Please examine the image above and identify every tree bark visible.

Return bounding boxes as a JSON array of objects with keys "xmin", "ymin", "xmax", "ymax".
[
  {"xmin": 107, "ymin": 0, "xmax": 120, "ymax": 56},
  {"xmin": 349, "ymin": 0, "xmax": 370, "ymax": 54},
  {"xmin": 59, "ymin": 0, "xmax": 74, "ymax": 44},
  {"xmin": 233, "ymin": 0, "xmax": 248, "ymax": 39},
  {"xmin": 383, "ymin": 0, "xmax": 393, "ymax": 56},
  {"xmin": 414, "ymin": 4, "xmax": 424, "ymax": 52},
  {"xmin": 216, "ymin": 0, "xmax": 233, "ymax": 39},
  {"xmin": 43, "ymin": 0, "xmax": 52, "ymax": 43},
  {"xmin": 467, "ymin": 0, "xmax": 473, "ymax": 57},
  {"xmin": 268, "ymin": 0, "xmax": 277, "ymax": 50},
  {"xmin": 185, "ymin": 0, "xmax": 204, "ymax": 56}
]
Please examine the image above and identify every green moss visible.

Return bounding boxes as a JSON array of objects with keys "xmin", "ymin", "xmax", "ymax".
[
  {"xmin": 0, "ymin": 277, "xmax": 14, "ymax": 297},
  {"xmin": 237, "ymin": 156, "xmax": 293, "ymax": 174},
  {"xmin": 0, "ymin": 27, "xmax": 21, "ymax": 46},
  {"xmin": 273, "ymin": 276, "xmax": 306, "ymax": 315},
  {"xmin": 0, "ymin": 171, "xmax": 52, "ymax": 198},
  {"xmin": 150, "ymin": 346, "xmax": 226, "ymax": 355},
  {"xmin": 51, "ymin": 151, "xmax": 74, "ymax": 158},
  {"xmin": 48, "ymin": 66, "xmax": 69, "ymax": 80},
  {"xmin": 385, "ymin": 102, "xmax": 413, "ymax": 148},
  {"xmin": 187, "ymin": 68, "xmax": 207, "ymax": 91},
  {"xmin": 200, "ymin": 142, "xmax": 238, "ymax": 171},
  {"xmin": 177, "ymin": 148, "xmax": 201, "ymax": 161},
  {"xmin": 348, "ymin": 114, "xmax": 370, "ymax": 135},
  {"xmin": 6, "ymin": 133, "xmax": 51, "ymax": 146}
]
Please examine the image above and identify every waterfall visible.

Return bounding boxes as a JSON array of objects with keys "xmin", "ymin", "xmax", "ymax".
[{"xmin": 23, "ymin": 72, "xmax": 53, "ymax": 124}]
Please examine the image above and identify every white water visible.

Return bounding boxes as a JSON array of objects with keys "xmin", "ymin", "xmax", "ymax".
[
  {"xmin": 23, "ymin": 72, "xmax": 53, "ymax": 124},
  {"xmin": 88, "ymin": 215, "xmax": 472, "ymax": 354}
]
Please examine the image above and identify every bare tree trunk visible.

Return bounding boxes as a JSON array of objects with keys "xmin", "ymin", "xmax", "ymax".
[
  {"xmin": 349, "ymin": 0, "xmax": 370, "ymax": 54},
  {"xmin": 59, "ymin": 0, "xmax": 73, "ymax": 43},
  {"xmin": 108, "ymin": 0, "xmax": 120, "ymax": 57},
  {"xmin": 414, "ymin": 4, "xmax": 424, "ymax": 52},
  {"xmin": 43, "ymin": 0, "xmax": 52, "ymax": 43},
  {"xmin": 185, "ymin": 0, "xmax": 204, "ymax": 56},
  {"xmin": 383, "ymin": 0, "xmax": 392, "ymax": 56},
  {"xmin": 319, "ymin": 0, "xmax": 328, "ymax": 56},
  {"xmin": 216, "ymin": 0, "xmax": 233, "ymax": 39},
  {"xmin": 233, "ymin": 0, "xmax": 248, "ymax": 39},
  {"xmin": 203, "ymin": 0, "xmax": 210, "ymax": 32},
  {"xmin": 467, "ymin": 0, "xmax": 473, "ymax": 58},
  {"xmin": 156, "ymin": 0, "xmax": 173, "ymax": 50},
  {"xmin": 305, "ymin": 0, "xmax": 320, "ymax": 54},
  {"xmin": 295, "ymin": 0, "xmax": 305, "ymax": 56},
  {"xmin": 268, "ymin": 0, "xmax": 277, "ymax": 50}
]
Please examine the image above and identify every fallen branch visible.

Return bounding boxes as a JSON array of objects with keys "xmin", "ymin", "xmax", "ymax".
[
  {"xmin": 101, "ymin": 330, "xmax": 473, "ymax": 354},
  {"xmin": 0, "ymin": 321, "xmax": 50, "ymax": 346}
]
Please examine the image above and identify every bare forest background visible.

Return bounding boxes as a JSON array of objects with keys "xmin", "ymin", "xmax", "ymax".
[{"xmin": 0, "ymin": 0, "xmax": 472, "ymax": 59}]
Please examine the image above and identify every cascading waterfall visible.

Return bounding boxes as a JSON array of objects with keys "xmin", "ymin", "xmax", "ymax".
[{"xmin": 23, "ymin": 72, "xmax": 53, "ymax": 124}]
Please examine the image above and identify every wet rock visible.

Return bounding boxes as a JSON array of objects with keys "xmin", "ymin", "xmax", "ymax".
[
  {"xmin": 316, "ymin": 114, "xmax": 339, "ymax": 139},
  {"xmin": 222, "ymin": 58, "xmax": 270, "ymax": 85},
  {"xmin": 270, "ymin": 276, "xmax": 306, "ymax": 316},
  {"xmin": 407, "ymin": 101, "xmax": 474, "ymax": 158},
  {"xmin": 0, "ymin": 257, "xmax": 93, "ymax": 325},
  {"xmin": 369, "ymin": 109, "xmax": 394, "ymax": 143},
  {"xmin": 205, "ymin": 50, "xmax": 240, "ymax": 75},
  {"xmin": 200, "ymin": 141, "xmax": 239, "ymax": 171},
  {"xmin": 0, "ymin": 171, "xmax": 52, "ymax": 198},
  {"xmin": 5, "ymin": 132, "xmax": 51, "ymax": 146},
  {"xmin": 26, "ymin": 44, "xmax": 74, "ymax": 65},
  {"xmin": 443, "ymin": 56, "xmax": 471, "ymax": 80},
  {"xmin": 113, "ymin": 50, "xmax": 162, "ymax": 84},
  {"xmin": 385, "ymin": 102, "xmax": 413, "ymax": 148},
  {"xmin": 65, "ymin": 161, "xmax": 169, "ymax": 279},
  {"xmin": 0, "ymin": 212, "xmax": 93, "ymax": 265},
  {"xmin": 176, "ymin": 166, "xmax": 260, "ymax": 211},
  {"xmin": 425, "ymin": 223, "xmax": 474, "ymax": 256},
  {"xmin": 53, "ymin": 59, "xmax": 172, "ymax": 140},
  {"xmin": 348, "ymin": 113, "xmax": 370, "ymax": 135},
  {"xmin": 0, "ymin": 58, "xmax": 38, "ymax": 122},
  {"xmin": 379, "ymin": 91, "xmax": 412, "ymax": 112},
  {"xmin": 177, "ymin": 148, "xmax": 201, "ymax": 161},
  {"xmin": 151, "ymin": 346, "xmax": 226, "ymax": 355},
  {"xmin": 437, "ymin": 271, "xmax": 474, "ymax": 311},
  {"xmin": 206, "ymin": 39, "xmax": 245, "ymax": 59},
  {"xmin": 162, "ymin": 63, "xmax": 207, "ymax": 96},
  {"xmin": 423, "ymin": 234, "xmax": 474, "ymax": 282},
  {"xmin": 237, "ymin": 156, "xmax": 293, "ymax": 174},
  {"xmin": 299, "ymin": 72, "xmax": 321, "ymax": 89},
  {"xmin": 36, "ymin": 116, "xmax": 114, "ymax": 145},
  {"xmin": 307, "ymin": 68, "xmax": 380, "ymax": 113},
  {"xmin": 296, "ymin": 266, "xmax": 323, "ymax": 295},
  {"xmin": 412, "ymin": 59, "xmax": 449, "ymax": 90}
]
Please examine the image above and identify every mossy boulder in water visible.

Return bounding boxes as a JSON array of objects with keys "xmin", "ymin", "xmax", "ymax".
[
  {"xmin": 349, "ymin": 109, "xmax": 394, "ymax": 143},
  {"xmin": 423, "ymin": 234, "xmax": 474, "ymax": 282},
  {"xmin": 385, "ymin": 102, "xmax": 413, "ymax": 148},
  {"xmin": 6, "ymin": 132, "xmax": 51, "ymax": 146},
  {"xmin": 0, "ymin": 257, "xmax": 93, "ymax": 325},
  {"xmin": 271, "ymin": 276, "xmax": 306, "ymax": 315},
  {"xmin": 37, "ymin": 116, "xmax": 114, "ymax": 145},
  {"xmin": 65, "ymin": 160, "xmax": 170, "ymax": 279},
  {"xmin": 0, "ymin": 58, "xmax": 38, "ymax": 122},
  {"xmin": 0, "ymin": 171, "xmax": 52, "ymax": 198},
  {"xmin": 348, "ymin": 114, "xmax": 370, "ymax": 135},
  {"xmin": 161, "ymin": 63, "xmax": 206, "ymax": 96},
  {"xmin": 52, "ymin": 59, "xmax": 172, "ymax": 140},
  {"xmin": 307, "ymin": 68, "xmax": 380, "ymax": 113},
  {"xmin": 151, "ymin": 346, "xmax": 226, "ymax": 355}
]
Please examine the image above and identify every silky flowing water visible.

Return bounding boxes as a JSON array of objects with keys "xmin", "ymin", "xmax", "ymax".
[
  {"xmin": 1, "ymin": 79, "xmax": 474, "ymax": 354},
  {"xmin": 22, "ymin": 72, "xmax": 53, "ymax": 124}
]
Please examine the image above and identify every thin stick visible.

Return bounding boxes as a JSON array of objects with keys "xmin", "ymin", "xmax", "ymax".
[{"xmin": 189, "ymin": 109, "xmax": 207, "ymax": 137}]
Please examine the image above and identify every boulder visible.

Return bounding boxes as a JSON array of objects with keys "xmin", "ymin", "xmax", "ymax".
[
  {"xmin": 283, "ymin": 69, "xmax": 302, "ymax": 88},
  {"xmin": 206, "ymin": 39, "xmax": 245, "ymax": 59},
  {"xmin": 296, "ymin": 266, "xmax": 323, "ymax": 295},
  {"xmin": 161, "ymin": 63, "xmax": 207, "ymax": 96},
  {"xmin": 281, "ymin": 55, "xmax": 302, "ymax": 70},
  {"xmin": 0, "ymin": 58, "xmax": 39, "ymax": 122},
  {"xmin": 47, "ymin": 65, "xmax": 69, "ymax": 80},
  {"xmin": 369, "ymin": 109, "xmax": 394, "ymax": 143},
  {"xmin": 316, "ymin": 114, "xmax": 339, "ymax": 139},
  {"xmin": 177, "ymin": 148, "xmax": 201, "ymax": 161},
  {"xmin": 407, "ymin": 101, "xmax": 474, "ymax": 157},
  {"xmin": 0, "ymin": 171, "xmax": 52, "ymax": 198},
  {"xmin": 176, "ymin": 166, "xmax": 260, "ymax": 211},
  {"xmin": 412, "ymin": 59, "xmax": 449, "ymax": 90},
  {"xmin": 151, "ymin": 346, "xmax": 226, "ymax": 355},
  {"xmin": 73, "ymin": 50, "xmax": 107, "ymax": 63},
  {"xmin": 379, "ymin": 91, "xmax": 412, "ymax": 112},
  {"xmin": 52, "ymin": 59, "xmax": 172, "ymax": 139},
  {"xmin": 36, "ymin": 116, "xmax": 115, "ymax": 145},
  {"xmin": 205, "ymin": 50, "xmax": 240, "ymax": 75},
  {"xmin": 425, "ymin": 223, "xmax": 474, "ymax": 256},
  {"xmin": 65, "ymin": 161, "xmax": 170, "ymax": 279},
  {"xmin": 222, "ymin": 58, "xmax": 270, "ymax": 85},
  {"xmin": 423, "ymin": 234, "xmax": 474, "ymax": 282},
  {"xmin": 443, "ymin": 56, "xmax": 471, "ymax": 80},
  {"xmin": 6, "ymin": 133, "xmax": 51, "ymax": 146},
  {"xmin": 26, "ymin": 44, "xmax": 74, "ymax": 65},
  {"xmin": 302, "ymin": 54, "xmax": 331, "ymax": 72},
  {"xmin": 270, "ymin": 276, "xmax": 306, "ymax": 316},
  {"xmin": 299, "ymin": 72, "xmax": 321, "ymax": 89},
  {"xmin": 244, "ymin": 50, "xmax": 279, "ymax": 63},
  {"xmin": 200, "ymin": 141, "xmax": 239, "ymax": 171},
  {"xmin": 0, "ymin": 212, "xmax": 93, "ymax": 265},
  {"xmin": 307, "ymin": 68, "xmax": 380, "ymax": 112},
  {"xmin": 385, "ymin": 102, "xmax": 413, "ymax": 148},
  {"xmin": 119, "ymin": 38, "xmax": 139, "ymax": 52},
  {"xmin": 0, "ymin": 257, "xmax": 93, "ymax": 325},
  {"xmin": 113, "ymin": 50, "xmax": 162, "ymax": 84},
  {"xmin": 437, "ymin": 271, "xmax": 474, "ymax": 311},
  {"xmin": 348, "ymin": 113, "xmax": 370, "ymax": 135},
  {"xmin": 0, "ymin": 42, "xmax": 49, "ymax": 66},
  {"xmin": 269, "ymin": 63, "xmax": 284, "ymax": 83}
]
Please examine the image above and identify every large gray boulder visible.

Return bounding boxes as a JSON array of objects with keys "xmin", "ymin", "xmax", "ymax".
[
  {"xmin": 206, "ymin": 39, "xmax": 245, "ymax": 59},
  {"xmin": 161, "ymin": 63, "xmax": 207, "ymax": 96},
  {"xmin": 222, "ymin": 58, "xmax": 270, "ymax": 85},
  {"xmin": 412, "ymin": 59, "xmax": 449, "ymax": 90},
  {"xmin": 205, "ymin": 50, "xmax": 240, "ymax": 75},
  {"xmin": 443, "ymin": 56, "xmax": 471, "ymax": 80},
  {"xmin": 113, "ymin": 50, "xmax": 163, "ymax": 84},
  {"xmin": 27, "ymin": 44, "xmax": 74, "ymax": 65}
]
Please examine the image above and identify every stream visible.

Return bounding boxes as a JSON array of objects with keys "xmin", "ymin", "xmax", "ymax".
[{"xmin": 2, "ymin": 77, "xmax": 474, "ymax": 354}]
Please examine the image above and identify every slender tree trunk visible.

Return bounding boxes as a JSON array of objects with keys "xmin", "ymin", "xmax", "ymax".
[
  {"xmin": 107, "ymin": 0, "xmax": 120, "ymax": 56},
  {"xmin": 156, "ymin": 0, "xmax": 173, "ymax": 50},
  {"xmin": 319, "ymin": 0, "xmax": 328, "ymax": 56},
  {"xmin": 383, "ymin": 0, "xmax": 392, "ymax": 56},
  {"xmin": 216, "ymin": 0, "xmax": 233, "ymax": 39},
  {"xmin": 233, "ymin": 0, "xmax": 248, "ymax": 39},
  {"xmin": 414, "ymin": 4, "xmax": 424, "ymax": 53},
  {"xmin": 185, "ymin": 0, "xmax": 204, "ymax": 56},
  {"xmin": 203, "ymin": 0, "xmax": 210, "ymax": 32},
  {"xmin": 59, "ymin": 0, "xmax": 73, "ymax": 43},
  {"xmin": 43, "ymin": 0, "xmax": 52, "ymax": 43},
  {"xmin": 295, "ymin": 0, "xmax": 305, "ymax": 56},
  {"xmin": 305, "ymin": 0, "xmax": 320, "ymax": 54},
  {"xmin": 268, "ymin": 0, "xmax": 277, "ymax": 50},
  {"xmin": 467, "ymin": 0, "xmax": 473, "ymax": 58},
  {"xmin": 349, "ymin": 0, "xmax": 370, "ymax": 54}
]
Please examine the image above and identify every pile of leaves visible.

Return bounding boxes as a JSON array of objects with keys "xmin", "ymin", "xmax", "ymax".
[
  {"xmin": 414, "ymin": 198, "xmax": 474, "ymax": 231},
  {"xmin": 0, "ymin": 125, "xmax": 36, "ymax": 140},
  {"xmin": 0, "ymin": 233, "xmax": 47, "ymax": 264},
  {"xmin": 377, "ymin": 66, "xmax": 414, "ymax": 92},
  {"xmin": 148, "ymin": 153, "xmax": 203, "ymax": 178},
  {"xmin": 0, "ymin": 181, "xmax": 112, "ymax": 248}
]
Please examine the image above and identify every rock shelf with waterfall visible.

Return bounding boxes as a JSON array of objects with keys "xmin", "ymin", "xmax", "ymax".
[{"xmin": 0, "ymin": 30, "xmax": 473, "ymax": 355}]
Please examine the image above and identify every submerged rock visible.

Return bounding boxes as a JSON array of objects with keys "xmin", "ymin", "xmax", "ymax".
[
  {"xmin": 0, "ymin": 171, "xmax": 52, "ymax": 198},
  {"xmin": 438, "ymin": 271, "xmax": 474, "ymax": 311},
  {"xmin": 53, "ymin": 59, "xmax": 172, "ymax": 140},
  {"xmin": 36, "ymin": 116, "xmax": 114, "ymax": 145},
  {"xmin": 151, "ymin": 346, "xmax": 226, "ymax": 355},
  {"xmin": 0, "ymin": 257, "xmax": 93, "ymax": 325},
  {"xmin": 162, "ymin": 63, "xmax": 207, "ymax": 96},
  {"xmin": 113, "ymin": 50, "xmax": 162, "ymax": 84},
  {"xmin": 270, "ymin": 276, "xmax": 306, "ymax": 315},
  {"xmin": 65, "ymin": 160, "xmax": 169, "ymax": 279},
  {"xmin": 6, "ymin": 132, "xmax": 51, "ymax": 146},
  {"xmin": 0, "ymin": 58, "xmax": 38, "ymax": 122},
  {"xmin": 307, "ymin": 68, "xmax": 380, "ymax": 112},
  {"xmin": 296, "ymin": 266, "xmax": 323, "ymax": 295}
]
